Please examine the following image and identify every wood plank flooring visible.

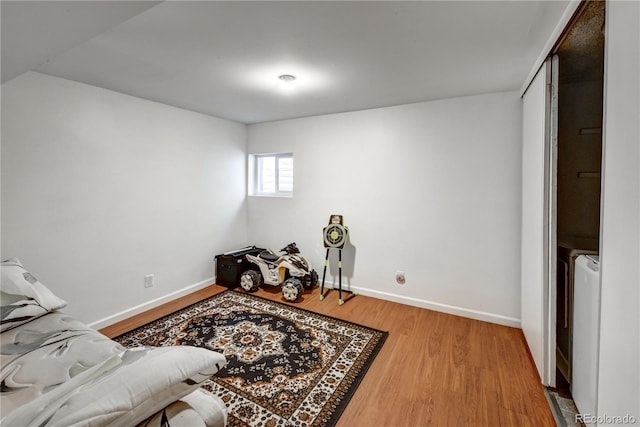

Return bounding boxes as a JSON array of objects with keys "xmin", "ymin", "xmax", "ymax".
[{"xmin": 100, "ymin": 284, "xmax": 555, "ymax": 427}]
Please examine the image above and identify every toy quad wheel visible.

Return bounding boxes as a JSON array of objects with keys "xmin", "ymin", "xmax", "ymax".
[
  {"xmin": 281, "ymin": 278, "xmax": 304, "ymax": 302},
  {"xmin": 303, "ymin": 269, "xmax": 319, "ymax": 289},
  {"xmin": 240, "ymin": 270, "xmax": 262, "ymax": 293}
]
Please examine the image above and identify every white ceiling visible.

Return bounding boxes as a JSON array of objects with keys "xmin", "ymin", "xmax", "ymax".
[
  {"xmin": 1, "ymin": 1, "xmax": 160, "ymax": 83},
  {"xmin": 2, "ymin": 1, "xmax": 570, "ymax": 124}
]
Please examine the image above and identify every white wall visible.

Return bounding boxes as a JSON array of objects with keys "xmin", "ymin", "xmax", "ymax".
[
  {"xmin": 597, "ymin": 0, "xmax": 639, "ymax": 423},
  {"xmin": 1, "ymin": 72, "xmax": 248, "ymax": 326},
  {"xmin": 247, "ymin": 91, "xmax": 523, "ymax": 326}
]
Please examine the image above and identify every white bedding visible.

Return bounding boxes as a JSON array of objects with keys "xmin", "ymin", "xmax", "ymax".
[
  {"xmin": 1, "ymin": 312, "xmax": 227, "ymax": 426},
  {"xmin": 1, "ymin": 258, "xmax": 228, "ymax": 426}
]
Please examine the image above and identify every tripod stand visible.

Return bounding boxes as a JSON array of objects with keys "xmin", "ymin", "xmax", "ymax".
[{"xmin": 319, "ymin": 215, "xmax": 356, "ymax": 305}]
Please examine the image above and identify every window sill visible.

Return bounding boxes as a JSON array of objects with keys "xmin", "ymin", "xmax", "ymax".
[{"xmin": 249, "ymin": 193, "xmax": 293, "ymax": 198}]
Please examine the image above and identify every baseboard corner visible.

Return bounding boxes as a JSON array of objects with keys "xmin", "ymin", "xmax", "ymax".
[{"xmin": 88, "ymin": 276, "xmax": 215, "ymax": 330}]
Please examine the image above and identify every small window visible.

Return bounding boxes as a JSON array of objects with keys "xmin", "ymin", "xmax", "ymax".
[{"xmin": 249, "ymin": 153, "xmax": 293, "ymax": 197}]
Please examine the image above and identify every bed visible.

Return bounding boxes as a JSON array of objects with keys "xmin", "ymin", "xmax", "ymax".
[{"xmin": 1, "ymin": 258, "xmax": 228, "ymax": 427}]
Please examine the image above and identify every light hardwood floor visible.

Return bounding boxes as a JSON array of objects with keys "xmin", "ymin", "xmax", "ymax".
[{"xmin": 100, "ymin": 284, "xmax": 555, "ymax": 427}]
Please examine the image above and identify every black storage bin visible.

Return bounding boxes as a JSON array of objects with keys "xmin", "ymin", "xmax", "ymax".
[{"xmin": 215, "ymin": 246, "xmax": 265, "ymax": 288}]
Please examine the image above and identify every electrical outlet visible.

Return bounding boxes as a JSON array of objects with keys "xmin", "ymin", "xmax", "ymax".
[
  {"xmin": 144, "ymin": 274, "xmax": 154, "ymax": 288},
  {"xmin": 395, "ymin": 271, "xmax": 406, "ymax": 285}
]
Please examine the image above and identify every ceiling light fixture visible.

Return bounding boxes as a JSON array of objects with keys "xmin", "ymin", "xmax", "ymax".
[{"xmin": 278, "ymin": 74, "xmax": 297, "ymax": 90}]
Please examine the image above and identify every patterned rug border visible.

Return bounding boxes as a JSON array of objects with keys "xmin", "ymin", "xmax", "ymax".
[
  {"xmin": 114, "ymin": 289, "xmax": 389, "ymax": 426},
  {"xmin": 116, "ymin": 289, "xmax": 389, "ymax": 343}
]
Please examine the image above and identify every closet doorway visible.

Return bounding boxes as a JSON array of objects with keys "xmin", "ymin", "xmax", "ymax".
[
  {"xmin": 552, "ymin": 0, "xmax": 605, "ymax": 405},
  {"xmin": 520, "ymin": 0, "xmax": 605, "ymax": 392}
]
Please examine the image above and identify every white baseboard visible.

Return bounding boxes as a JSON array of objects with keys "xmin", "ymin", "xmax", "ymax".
[
  {"xmin": 322, "ymin": 281, "xmax": 521, "ymax": 328},
  {"xmin": 90, "ymin": 277, "xmax": 520, "ymax": 330},
  {"xmin": 88, "ymin": 276, "xmax": 215, "ymax": 330}
]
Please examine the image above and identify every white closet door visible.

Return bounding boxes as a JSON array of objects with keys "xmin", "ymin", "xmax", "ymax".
[{"xmin": 521, "ymin": 57, "xmax": 556, "ymax": 386}]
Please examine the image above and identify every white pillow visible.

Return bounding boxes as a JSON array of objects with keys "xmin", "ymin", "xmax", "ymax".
[
  {"xmin": 1, "ymin": 258, "xmax": 67, "ymax": 331},
  {"xmin": 135, "ymin": 389, "xmax": 227, "ymax": 427}
]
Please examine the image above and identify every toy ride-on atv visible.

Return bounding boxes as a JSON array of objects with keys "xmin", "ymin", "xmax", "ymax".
[{"xmin": 239, "ymin": 242, "xmax": 318, "ymax": 302}]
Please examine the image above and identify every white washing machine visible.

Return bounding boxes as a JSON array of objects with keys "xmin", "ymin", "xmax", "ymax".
[
  {"xmin": 572, "ymin": 254, "xmax": 600, "ymax": 420},
  {"xmin": 556, "ymin": 238, "xmax": 598, "ymax": 383}
]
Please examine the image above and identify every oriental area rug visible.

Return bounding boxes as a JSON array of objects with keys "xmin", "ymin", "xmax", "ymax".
[{"xmin": 114, "ymin": 290, "xmax": 388, "ymax": 427}]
